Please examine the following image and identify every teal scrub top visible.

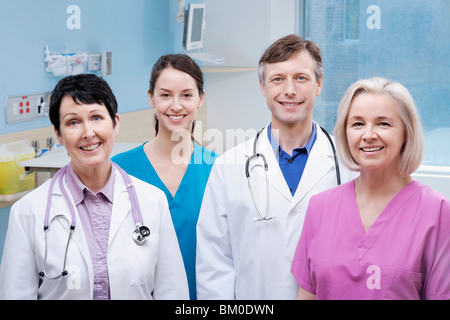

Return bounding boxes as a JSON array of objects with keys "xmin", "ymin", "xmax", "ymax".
[{"xmin": 112, "ymin": 142, "xmax": 217, "ymax": 299}]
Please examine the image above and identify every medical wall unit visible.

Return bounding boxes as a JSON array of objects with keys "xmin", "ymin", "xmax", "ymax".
[
  {"xmin": 0, "ymin": 140, "xmax": 35, "ymax": 202},
  {"xmin": 6, "ymin": 92, "xmax": 51, "ymax": 123}
]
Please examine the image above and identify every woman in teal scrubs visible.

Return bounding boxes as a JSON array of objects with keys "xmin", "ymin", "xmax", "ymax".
[{"xmin": 112, "ymin": 54, "xmax": 217, "ymax": 299}]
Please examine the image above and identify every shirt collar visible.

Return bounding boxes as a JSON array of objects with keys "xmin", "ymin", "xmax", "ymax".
[
  {"xmin": 267, "ymin": 122, "xmax": 317, "ymax": 157},
  {"xmin": 65, "ymin": 162, "xmax": 115, "ymax": 206}
]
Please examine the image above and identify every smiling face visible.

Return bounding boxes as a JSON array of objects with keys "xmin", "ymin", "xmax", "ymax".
[
  {"xmin": 55, "ymin": 95, "xmax": 120, "ymax": 176},
  {"xmin": 346, "ymin": 93, "xmax": 406, "ymax": 174},
  {"xmin": 149, "ymin": 67, "xmax": 203, "ymax": 138},
  {"xmin": 260, "ymin": 50, "xmax": 322, "ymax": 129}
]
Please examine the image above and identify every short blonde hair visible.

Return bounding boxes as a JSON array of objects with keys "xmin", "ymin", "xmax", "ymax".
[{"xmin": 334, "ymin": 77, "xmax": 424, "ymax": 177}]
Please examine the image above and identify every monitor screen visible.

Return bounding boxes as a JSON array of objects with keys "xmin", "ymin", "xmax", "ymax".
[
  {"xmin": 183, "ymin": 4, "xmax": 206, "ymax": 51},
  {"xmin": 190, "ymin": 7, "xmax": 204, "ymax": 42}
]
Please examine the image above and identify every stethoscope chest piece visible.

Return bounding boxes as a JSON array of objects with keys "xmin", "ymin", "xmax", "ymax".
[
  {"xmin": 40, "ymin": 163, "xmax": 151, "ymax": 282},
  {"xmin": 132, "ymin": 223, "xmax": 150, "ymax": 245}
]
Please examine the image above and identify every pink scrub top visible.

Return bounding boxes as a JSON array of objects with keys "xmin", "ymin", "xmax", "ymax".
[{"xmin": 291, "ymin": 180, "xmax": 450, "ymax": 300}]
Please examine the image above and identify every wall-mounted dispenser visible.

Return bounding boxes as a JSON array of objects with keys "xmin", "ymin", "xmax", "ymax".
[
  {"xmin": 101, "ymin": 51, "xmax": 113, "ymax": 77},
  {"xmin": 44, "ymin": 45, "xmax": 112, "ymax": 77},
  {"xmin": 44, "ymin": 45, "xmax": 87, "ymax": 76}
]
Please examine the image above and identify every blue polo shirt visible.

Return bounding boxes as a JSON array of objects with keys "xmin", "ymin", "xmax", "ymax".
[{"xmin": 268, "ymin": 123, "xmax": 317, "ymax": 195}]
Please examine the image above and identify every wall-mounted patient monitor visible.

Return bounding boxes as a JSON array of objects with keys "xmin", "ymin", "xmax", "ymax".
[{"xmin": 183, "ymin": 3, "xmax": 206, "ymax": 51}]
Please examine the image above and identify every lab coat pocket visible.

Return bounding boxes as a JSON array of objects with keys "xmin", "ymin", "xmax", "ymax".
[
  {"xmin": 381, "ymin": 267, "xmax": 424, "ymax": 300},
  {"xmin": 130, "ymin": 275, "xmax": 154, "ymax": 300},
  {"xmin": 127, "ymin": 233, "xmax": 159, "ymax": 270},
  {"xmin": 128, "ymin": 234, "xmax": 159, "ymax": 299}
]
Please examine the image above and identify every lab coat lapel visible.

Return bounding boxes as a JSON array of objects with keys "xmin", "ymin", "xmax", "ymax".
[
  {"xmin": 108, "ymin": 171, "xmax": 131, "ymax": 246},
  {"xmin": 245, "ymin": 126, "xmax": 292, "ymax": 201},
  {"xmin": 291, "ymin": 125, "xmax": 335, "ymax": 207}
]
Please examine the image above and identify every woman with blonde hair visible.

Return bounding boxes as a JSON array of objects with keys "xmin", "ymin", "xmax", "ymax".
[{"xmin": 291, "ymin": 77, "xmax": 450, "ymax": 300}]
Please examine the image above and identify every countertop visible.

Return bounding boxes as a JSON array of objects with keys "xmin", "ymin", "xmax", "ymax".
[
  {"xmin": 21, "ymin": 142, "xmax": 140, "ymax": 173},
  {"xmin": 0, "ymin": 142, "xmax": 140, "ymax": 208}
]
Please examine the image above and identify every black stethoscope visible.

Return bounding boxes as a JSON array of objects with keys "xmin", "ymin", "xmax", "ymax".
[
  {"xmin": 39, "ymin": 162, "xmax": 150, "ymax": 281},
  {"xmin": 245, "ymin": 126, "xmax": 341, "ymax": 222}
]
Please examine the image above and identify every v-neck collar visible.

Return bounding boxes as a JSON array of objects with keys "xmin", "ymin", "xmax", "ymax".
[
  {"xmin": 144, "ymin": 143, "xmax": 199, "ymax": 200},
  {"xmin": 348, "ymin": 180, "xmax": 423, "ymax": 260}
]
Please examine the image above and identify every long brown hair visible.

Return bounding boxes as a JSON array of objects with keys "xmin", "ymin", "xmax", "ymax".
[{"xmin": 149, "ymin": 54, "xmax": 203, "ymax": 136}]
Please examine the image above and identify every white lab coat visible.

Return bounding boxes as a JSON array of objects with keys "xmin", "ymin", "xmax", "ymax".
[
  {"xmin": 196, "ymin": 123, "xmax": 356, "ymax": 300},
  {"xmin": 0, "ymin": 166, "xmax": 188, "ymax": 300}
]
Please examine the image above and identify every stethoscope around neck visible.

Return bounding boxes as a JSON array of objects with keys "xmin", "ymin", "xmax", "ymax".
[
  {"xmin": 245, "ymin": 126, "xmax": 341, "ymax": 222},
  {"xmin": 39, "ymin": 162, "xmax": 150, "ymax": 281},
  {"xmin": 245, "ymin": 129, "xmax": 272, "ymax": 222}
]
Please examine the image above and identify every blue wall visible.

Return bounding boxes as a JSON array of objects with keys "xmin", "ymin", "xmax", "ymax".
[
  {"xmin": 0, "ymin": 0, "xmax": 203, "ymax": 264},
  {"xmin": 0, "ymin": 0, "xmax": 189, "ymax": 135}
]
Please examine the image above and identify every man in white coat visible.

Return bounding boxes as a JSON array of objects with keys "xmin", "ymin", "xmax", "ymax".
[{"xmin": 196, "ymin": 34, "xmax": 356, "ymax": 299}]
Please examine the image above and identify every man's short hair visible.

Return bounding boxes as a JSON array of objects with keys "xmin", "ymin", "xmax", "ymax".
[{"xmin": 258, "ymin": 34, "xmax": 324, "ymax": 83}]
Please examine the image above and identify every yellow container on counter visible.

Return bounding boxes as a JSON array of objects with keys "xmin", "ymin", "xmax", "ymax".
[{"xmin": 0, "ymin": 140, "xmax": 36, "ymax": 201}]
